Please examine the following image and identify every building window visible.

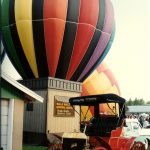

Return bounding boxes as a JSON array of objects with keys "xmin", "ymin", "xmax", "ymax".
[{"xmin": 26, "ymin": 103, "xmax": 33, "ymax": 111}]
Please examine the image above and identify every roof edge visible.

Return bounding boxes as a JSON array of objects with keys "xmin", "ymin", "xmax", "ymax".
[{"xmin": 1, "ymin": 71, "xmax": 43, "ymax": 103}]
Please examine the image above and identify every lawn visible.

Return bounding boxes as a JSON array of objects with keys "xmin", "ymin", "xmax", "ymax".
[
  {"xmin": 23, "ymin": 145, "xmax": 47, "ymax": 150},
  {"xmin": 23, "ymin": 144, "xmax": 150, "ymax": 150}
]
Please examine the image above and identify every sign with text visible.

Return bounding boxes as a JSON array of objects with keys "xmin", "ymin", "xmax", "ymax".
[{"xmin": 54, "ymin": 95, "xmax": 75, "ymax": 117}]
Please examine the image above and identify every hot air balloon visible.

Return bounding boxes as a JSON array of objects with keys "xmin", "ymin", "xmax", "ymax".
[
  {"xmin": 81, "ymin": 62, "xmax": 121, "ymax": 121},
  {"xmin": 2, "ymin": 0, "xmax": 115, "ymax": 81},
  {"xmin": 0, "ymin": 37, "xmax": 6, "ymax": 64}
]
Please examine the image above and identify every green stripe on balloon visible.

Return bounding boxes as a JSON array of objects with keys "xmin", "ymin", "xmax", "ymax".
[{"xmin": 2, "ymin": 0, "xmax": 27, "ymax": 78}]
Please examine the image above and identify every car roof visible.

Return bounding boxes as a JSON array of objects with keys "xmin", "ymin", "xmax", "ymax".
[{"xmin": 69, "ymin": 94, "xmax": 126, "ymax": 106}]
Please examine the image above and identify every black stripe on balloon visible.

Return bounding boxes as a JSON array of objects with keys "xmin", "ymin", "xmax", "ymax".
[
  {"xmin": 9, "ymin": 0, "xmax": 34, "ymax": 78},
  {"xmin": 70, "ymin": 0, "xmax": 105, "ymax": 81},
  {"xmin": 80, "ymin": 24, "xmax": 115, "ymax": 82},
  {"xmin": 1, "ymin": 38, "xmax": 6, "ymax": 64},
  {"xmin": 55, "ymin": 0, "xmax": 80, "ymax": 79},
  {"xmin": 0, "ymin": 50, "xmax": 6, "ymax": 64},
  {"xmin": 32, "ymin": 0, "xmax": 49, "ymax": 77},
  {"xmin": 9, "ymin": 0, "xmax": 15, "ymax": 24}
]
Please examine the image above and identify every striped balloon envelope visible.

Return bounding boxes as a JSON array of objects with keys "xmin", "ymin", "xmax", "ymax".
[
  {"xmin": 2, "ymin": 0, "xmax": 115, "ymax": 81},
  {"xmin": 0, "ymin": 31, "xmax": 6, "ymax": 64},
  {"xmin": 0, "ymin": 39, "xmax": 6, "ymax": 64},
  {"xmin": 81, "ymin": 62, "xmax": 121, "ymax": 121}
]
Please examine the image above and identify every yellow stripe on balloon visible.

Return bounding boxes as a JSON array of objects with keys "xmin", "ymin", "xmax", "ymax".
[
  {"xmin": 83, "ymin": 71, "xmax": 98, "ymax": 84},
  {"xmin": 105, "ymin": 85, "xmax": 120, "ymax": 95},
  {"xmin": 15, "ymin": 0, "xmax": 38, "ymax": 78},
  {"xmin": 83, "ymin": 71, "xmax": 112, "ymax": 94}
]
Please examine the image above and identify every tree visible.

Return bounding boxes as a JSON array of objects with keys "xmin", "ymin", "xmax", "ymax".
[
  {"xmin": 146, "ymin": 101, "xmax": 150, "ymax": 104},
  {"xmin": 126, "ymin": 98, "xmax": 145, "ymax": 106}
]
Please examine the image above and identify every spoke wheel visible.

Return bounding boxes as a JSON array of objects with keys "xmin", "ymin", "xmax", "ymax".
[{"xmin": 131, "ymin": 141, "xmax": 145, "ymax": 150}]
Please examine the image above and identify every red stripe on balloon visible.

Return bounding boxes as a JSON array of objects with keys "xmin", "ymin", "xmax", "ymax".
[
  {"xmin": 66, "ymin": 0, "xmax": 99, "ymax": 80},
  {"xmin": 44, "ymin": 0, "xmax": 68, "ymax": 77},
  {"xmin": 96, "ymin": 63, "xmax": 114, "ymax": 85},
  {"xmin": 104, "ymin": 69, "xmax": 117, "ymax": 86},
  {"xmin": 96, "ymin": 63, "xmax": 107, "ymax": 73}
]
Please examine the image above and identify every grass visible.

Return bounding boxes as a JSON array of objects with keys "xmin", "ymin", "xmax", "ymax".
[
  {"xmin": 23, "ymin": 144, "xmax": 150, "ymax": 150},
  {"xmin": 23, "ymin": 145, "xmax": 46, "ymax": 150}
]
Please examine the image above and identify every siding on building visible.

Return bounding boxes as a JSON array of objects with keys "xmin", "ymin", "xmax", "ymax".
[
  {"xmin": 1, "ymin": 99, "xmax": 14, "ymax": 150},
  {"xmin": 48, "ymin": 77, "xmax": 82, "ymax": 92},
  {"xmin": 128, "ymin": 105, "xmax": 150, "ymax": 113},
  {"xmin": 1, "ymin": 79, "xmax": 23, "ymax": 99},
  {"xmin": 1, "ymin": 71, "xmax": 43, "ymax": 149},
  {"xmin": 12, "ymin": 99, "xmax": 24, "ymax": 150},
  {"xmin": 1, "ymin": 100, "xmax": 9, "ymax": 150},
  {"xmin": 21, "ymin": 78, "xmax": 82, "ymax": 134},
  {"xmin": 47, "ymin": 89, "xmax": 80, "ymax": 133},
  {"xmin": 24, "ymin": 90, "xmax": 47, "ymax": 133}
]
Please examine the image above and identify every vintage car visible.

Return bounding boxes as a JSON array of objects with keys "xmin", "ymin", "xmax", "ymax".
[
  {"xmin": 125, "ymin": 118, "xmax": 150, "ymax": 136},
  {"xmin": 108, "ymin": 118, "xmax": 150, "ymax": 150},
  {"xmin": 69, "ymin": 94, "xmax": 150, "ymax": 150},
  {"xmin": 47, "ymin": 94, "xmax": 149, "ymax": 149},
  {"xmin": 123, "ymin": 118, "xmax": 150, "ymax": 149}
]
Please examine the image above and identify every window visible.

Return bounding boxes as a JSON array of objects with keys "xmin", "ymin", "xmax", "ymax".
[{"xmin": 26, "ymin": 103, "xmax": 33, "ymax": 111}]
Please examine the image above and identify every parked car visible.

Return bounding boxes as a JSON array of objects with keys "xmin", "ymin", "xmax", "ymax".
[
  {"xmin": 125, "ymin": 118, "xmax": 150, "ymax": 136},
  {"xmin": 123, "ymin": 118, "xmax": 150, "ymax": 148}
]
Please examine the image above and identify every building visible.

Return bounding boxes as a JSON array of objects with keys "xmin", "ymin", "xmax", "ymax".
[
  {"xmin": 127, "ymin": 105, "xmax": 150, "ymax": 114},
  {"xmin": 19, "ymin": 77, "xmax": 82, "ymax": 145},
  {"xmin": 1, "ymin": 71, "xmax": 43, "ymax": 150}
]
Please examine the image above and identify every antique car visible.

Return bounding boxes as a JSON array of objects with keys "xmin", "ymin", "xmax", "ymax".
[
  {"xmin": 46, "ymin": 94, "xmax": 149, "ymax": 149},
  {"xmin": 121, "ymin": 118, "xmax": 150, "ymax": 149},
  {"xmin": 124, "ymin": 118, "xmax": 150, "ymax": 137},
  {"xmin": 69, "ymin": 94, "xmax": 149, "ymax": 150}
]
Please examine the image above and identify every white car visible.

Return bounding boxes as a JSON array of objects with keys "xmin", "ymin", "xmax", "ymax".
[
  {"xmin": 123, "ymin": 118, "xmax": 150, "ymax": 149},
  {"xmin": 124, "ymin": 118, "xmax": 150, "ymax": 136}
]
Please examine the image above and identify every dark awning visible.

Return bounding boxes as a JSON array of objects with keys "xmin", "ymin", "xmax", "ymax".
[{"xmin": 69, "ymin": 94, "xmax": 126, "ymax": 106}]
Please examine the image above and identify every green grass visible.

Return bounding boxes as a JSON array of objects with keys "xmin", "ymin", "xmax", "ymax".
[
  {"xmin": 23, "ymin": 145, "xmax": 46, "ymax": 150},
  {"xmin": 23, "ymin": 144, "xmax": 150, "ymax": 150}
]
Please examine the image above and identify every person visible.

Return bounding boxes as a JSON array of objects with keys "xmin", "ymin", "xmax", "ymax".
[
  {"xmin": 139, "ymin": 115, "xmax": 143, "ymax": 127},
  {"xmin": 143, "ymin": 117, "xmax": 150, "ymax": 128}
]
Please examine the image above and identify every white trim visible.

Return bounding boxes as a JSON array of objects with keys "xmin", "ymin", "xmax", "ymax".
[
  {"xmin": 7, "ymin": 99, "xmax": 14, "ymax": 150},
  {"xmin": 2, "ymin": 71, "xmax": 43, "ymax": 102}
]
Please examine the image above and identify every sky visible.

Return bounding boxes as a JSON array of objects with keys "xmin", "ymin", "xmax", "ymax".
[
  {"xmin": 105, "ymin": 0, "xmax": 150, "ymax": 101},
  {"xmin": 2, "ymin": 0, "xmax": 150, "ymax": 101}
]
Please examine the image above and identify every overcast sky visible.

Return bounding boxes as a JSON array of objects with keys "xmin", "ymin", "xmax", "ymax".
[
  {"xmin": 105, "ymin": 0, "xmax": 150, "ymax": 101},
  {"xmin": 2, "ymin": 0, "xmax": 150, "ymax": 101}
]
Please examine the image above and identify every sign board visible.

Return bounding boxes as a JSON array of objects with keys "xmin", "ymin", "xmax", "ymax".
[{"xmin": 54, "ymin": 95, "xmax": 75, "ymax": 117}]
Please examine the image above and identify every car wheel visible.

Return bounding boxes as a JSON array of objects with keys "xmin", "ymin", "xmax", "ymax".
[{"xmin": 131, "ymin": 141, "xmax": 145, "ymax": 150}]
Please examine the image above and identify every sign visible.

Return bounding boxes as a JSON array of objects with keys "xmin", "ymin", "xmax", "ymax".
[{"xmin": 54, "ymin": 95, "xmax": 75, "ymax": 117}]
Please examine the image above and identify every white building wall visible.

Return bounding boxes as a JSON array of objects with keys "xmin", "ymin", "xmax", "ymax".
[
  {"xmin": 1, "ymin": 99, "xmax": 14, "ymax": 150},
  {"xmin": 47, "ymin": 89, "xmax": 80, "ymax": 133},
  {"xmin": 1, "ymin": 100, "xmax": 9, "ymax": 150}
]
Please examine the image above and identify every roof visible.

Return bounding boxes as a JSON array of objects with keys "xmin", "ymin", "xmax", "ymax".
[
  {"xmin": 128, "ymin": 105, "xmax": 150, "ymax": 113},
  {"xmin": 69, "ymin": 94, "xmax": 126, "ymax": 106},
  {"xmin": 1, "ymin": 71, "xmax": 43, "ymax": 102}
]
